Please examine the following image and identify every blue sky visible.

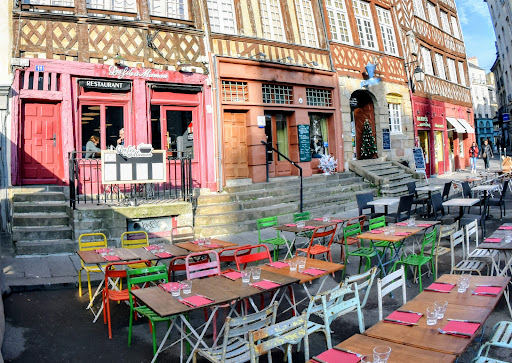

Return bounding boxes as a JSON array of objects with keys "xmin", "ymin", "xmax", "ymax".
[{"xmin": 455, "ymin": 0, "xmax": 496, "ymax": 71}]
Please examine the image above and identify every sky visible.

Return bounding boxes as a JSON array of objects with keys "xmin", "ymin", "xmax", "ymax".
[{"xmin": 455, "ymin": 0, "xmax": 497, "ymax": 71}]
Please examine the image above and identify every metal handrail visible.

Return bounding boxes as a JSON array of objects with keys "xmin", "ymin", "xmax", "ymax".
[{"xmin": 260, "ymin": 141, "xmax": 303, "ymax": 212}]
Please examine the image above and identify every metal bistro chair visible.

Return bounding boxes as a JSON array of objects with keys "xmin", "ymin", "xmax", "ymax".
[
  {"xmin": 377, "ymin": 266, "xmax": 407, "ymax": 321},
  {"xmin": 78, "ymin": 232, "xmax": 108, "ymax": 304},
  {"xmin": 407, "ymin": 181, "xmax": 428, "ymax": 215},
  {"xmin": 385, "ymin": 194, "xmax": 414, "ymax": 224},
  {"xmin": 295, "ymin": 224, "xmax": 338, "ymax": 263},
  {"xmin": 257, "ymin": 216, "xmax": 289, "ymax": 261},
  {"xmin": 121, "ymin": 231, "xmax": 151, "ymax": 269},
  {"xmin": 450, "ymin": 228, "xmax": 487, "ymax": 275},
  {"xmin": 487, "ymin": 180, "xmax": 509, "ymax": 220},
  {"xmin": 356, "ymin": 192, "xmax": 383, "ymax": 220},
  {"xmin": 344, "ymin": 266, "xmax": 378, "ymax": 310},
  {"xmin": 465, "ymin": 220, "xmax": 498, "ymax": 275},
  {"xmin": 343, "ymin": 222, "xmax": 377, "ymax": 277},
  {"xmin": 472, "ymin": 321, "xmax": 512, "ymax": 363}
]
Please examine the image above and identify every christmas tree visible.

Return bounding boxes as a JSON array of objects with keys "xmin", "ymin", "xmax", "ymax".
[{"xmin": 360, "ymin": 119, "xmax": 377, "ymax": 159}]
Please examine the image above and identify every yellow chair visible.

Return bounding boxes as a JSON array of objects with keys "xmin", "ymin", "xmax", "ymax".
[
  {"xmin": 78, "ymin": 233, "xmax": 108, "ymax": 304},
  {"xmin": 121, "ymin": 231, "xmax": 151, "ymax": 268}
]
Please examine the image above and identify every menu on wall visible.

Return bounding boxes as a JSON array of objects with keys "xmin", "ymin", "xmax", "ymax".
[
  {"xmin": 382, "ymin": 128, "xmax": 390, "ymax": 150},
  {"xmin": 297, "ymin": 124, "xmax": 312, "ymax": 162},
  {"xmin": 101, "ymin": 149, "xmax": 167, "ymax": 184}
]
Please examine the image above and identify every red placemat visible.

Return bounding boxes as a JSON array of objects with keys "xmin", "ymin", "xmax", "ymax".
[
  {"xmin": 417, "ymin": 223, "xmax": 433, "ymax": 227},
  {"xmin": 484, "ymin": 238, "xmax": 502, "ymax": 243},
  {"xmin": 155, "ymin": 252, "xmax": 173, "ymax": 258},
  {"xmin": 498, "ymin": 226, "xmax": 512, "ymax": 230},
  {"xmin": 103, "ymin": 255, "xmax": 121, "ymax": 261},
  {"xmin": 315, "ymin": 348, "xmax": 361, "ymax": 363},
  {"xmin": 331, "ymin": 219, "xmax": 344, "ymax": 223},
  {"xmin": 269, "ymin": 261, "xmax": 288, "ymax": 268},
  {"xmin": 302, "ymin": 268, "xmax": 326, "ymax": 276},
  {"xmin": 285, "ymin": 223, "xmax": 296, "ymax": 227},
  {"xmin": 386, "ymin": 311, "xmax": 422, "ymax": 324},
  {"xmin": 181, "ymin": 295, "xmax": 215, "ymax": 308},
  {"xmin": 441, "ymin": 321, "xmax": 480, "ymax": 336},
  {"xmin": 159, "ymin": 282, "xmax": 182, "ymax": 293},
  {"xmin": 314, "ymin": 218, "xmax": 324, "ymax": 221},
  {"xmin": 191, "ymin": 240, "xmax": 203, "ymax": 245},
  {"xmin": 303, "ymin": 226, "xmax": 316, "ymax": 230},
  {"xmin": 425, "ymin": 282, "xmax": 455, "ymax": 292},
  {"xmin": 369, "ymin": 229, "xmax": 384, "ymax": 234},
  {"xmin": 395, "ymin": 232, "xmax": 411, "ymax": 236},
  {"xmin": 395, "ymin": 222, "xmax": 407, "ymax": 226},
  {"xmin": 95, "ymin": 248, "xmax": 111, "ymax": 254},
  {"xmin": 144, "ymin": 245, "xmax": 160, "ymax": 251},
  {"xmin": 206, "ymin": 243, "xmax": 222, "ymax": 248},
  {"xmin": 251, "ymin": 280, "xmax": 282, "ymax": 290},
  {"xmin": 473, "ymin": 286, "xmax": 502, "ymax": 295},
  {"xmin": 223, "ymin": 271, "xmax": 243, "ymax": 280}
]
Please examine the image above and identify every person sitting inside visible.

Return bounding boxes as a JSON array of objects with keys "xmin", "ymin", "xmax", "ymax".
[
  {"xmin": 84, "ymin": 135, "xmax": 100, "ymax": 158},
  {"xmin": 117, "ymin": 128, "xmax": 125, "ymax": 146}
]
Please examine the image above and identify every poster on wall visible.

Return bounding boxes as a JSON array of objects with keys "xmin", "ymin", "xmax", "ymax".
[{"xmin": 297, "ymin": 124, "xmax": 312, "ymax": 162}]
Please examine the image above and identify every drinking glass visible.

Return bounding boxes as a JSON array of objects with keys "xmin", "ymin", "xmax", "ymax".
[
  {"xmin": 389, "ymin": 225, "xmax": 395, "ymax": 235},
  {"xmin": 409, "ymin": 217, "xmax": 416, "ymax": 226},
  {"xmin": 323, "ymin": 216, "xmax": 330, "ymax": 222},
  {"xmin": 373, "ymin": 345, "xmax": 391, "ymax": 363},
  {"xmin": 384, "ymin": 227, "xmax": 390, "ymax": 235},
  {"xmin": 251, "ymin": 267, "xmax": 261, "ymax": 280},
  {"xmin": 204, "ymin": 237, "xmax": 212, "ymax": 246},
  {"xmin": 361, "ymin": 356, "xmax": 375, "ymax": 363},
  {"xmin": 158, "ymin": 244, "xmax": 165, "ymax": 253},
  {"xmin": 289, "ymin": 260, "xmax": 298, "ymax": 272},
  {"xmin": 296, "ymin": 220, "xmax": 305, "ymax": 228},
  {"xmin": 197, "ymin": 238, "xmax": 205, "ymax": 246},
  {"xmin": 108, "ymin": 250, "xmax": 116, "ymax": 256},
  {"xmin": 297, "ymin": 257, "xmax": 307, "ymax": 272},
  {"xmin": 241, "ymin": 269, "xmax": 251, "ymax": 283},
  {"xmin": 506, "ymin": 235, "xmax": 512, "ymax": 244},
  {"xmin": 426, "ymin": 306, "xmax": 437, "ymax": 326},
  {"xmin": 434, "ymin": 301, "xmax": 448, "ymax": 320},
  {"xmin": 181, "ymin": 280, "xmax": 192, "ymax": 295},
  {"xmin": 170, "ymin": 283, "xmax": 181, "ymax": 297},
  {"xmin": 458, "ymin": 275, "xmax": 470, "ymax": 293}
]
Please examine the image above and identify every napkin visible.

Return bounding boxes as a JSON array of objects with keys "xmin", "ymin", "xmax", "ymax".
[
  {"xmin": 155, "ymin": 252, "xmax": 173, "ymax": 258},
  {"xmin": 95, "ymin": 248, "xmax": 111, "ymax": 254},
  {"xmin": 498, "ymin": 226, "xmax": 512, "ymax": 230},
  {"xmin": 484, "ymin": 238, "xmax": 502, "ymax": 243},
  {"xmin": 251, "ymin": 280, "xmax": 282, "ymax": 290},
  {"xmin": 223, "ymin": 271, "xmax": 243, "ymax": 280},
  {"xmin": 269, "ymin": 261, "xmax": 289, "ymax": 268},
  {"xmin": 181, "ymin": 295, "xmax": 215, "ymax": 308},
  {"xmin": 144, "ymin": 245, "xmax": 160, "ymax": 251},
  {"xmin": 395, "ymin": 222, "xmax": 408, "ymax": 226},
  {"xmin": 395, "ymin": 232, "xmax": 411, "ymax": 236},
  {"xmin": 301, "ymin": 268, "xmax": 326, "ymax": 276},
  {"xmin": 417, "ymin": 223, "xmax": 433, "ymax": 227},
  {"xmin": 385, "ymin": 311, "xmax": 422, "ymax": 324},
  {"xmin": 369, "ymin": 229, "xmax": 384, "ymax": 234},
  {"xmin": 103, "ymin": 255, "xmax": 121, "ymax": 261},
  {"xmin": 441, "ymin": 321, "xmax": 480, "ymax": 336},
  {"xmin": 473, "ymin": 286, "xmax": 502, "ymax": 295},
  {"xmin": 314, "ymin": 348, "xmax": 361, "ymax": 363},
  {"xmin": 285, "ymin": 223, "xmax": 296, "ymax": 227},
  {"xmin": 425, "ymin": 282, "xmax": 455, "ymax": 292},
  {"xmin": 302, "ymin": 226, "xmax": 316, "ymax": 230},
  {"xmin": 159, "ymin": 282, "xmax": 181, "ymax": 293}
]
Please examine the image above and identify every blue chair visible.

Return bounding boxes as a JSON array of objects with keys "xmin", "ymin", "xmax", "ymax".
[{"xmin": 472, "ymin": 321, "xmax": 512, "ymax": 362}]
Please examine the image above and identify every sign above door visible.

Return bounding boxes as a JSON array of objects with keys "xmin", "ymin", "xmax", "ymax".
[{"xmin": 78, "ymin": 79, "xmax": 131, "ymax": 91}]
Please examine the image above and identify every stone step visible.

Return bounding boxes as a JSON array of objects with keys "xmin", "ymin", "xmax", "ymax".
[
  {"xmin": 371, "ymin": 168, "xmax": 403, "ymax": 177},
  {"xmin": 15, "ymin": 239, "xmax": 76, "ymax": 255},
  {"xmin": 12, "ymin": 226, "xmax": 72, "ymax": 241},
  {"xmin": 361, "ymin": 162, "xmax": 394, "ymax": 172},
  {"xmin": 10, "ymin": 185, "xmax": 67, "ymax": 194},
  {"xmin": 12, "ymin": 213, "xmax": 69, "ymax": 227},
  {"xmin": 13, "ymin": 192, "xmax": 66, "ymax": 203},
  {"xmin": 13, "ymin": 202, "xmax": 68, "ymax": 214},
  {"xmin": 195, "ymin": 203, "xmax": 298, "ymax": 226}
]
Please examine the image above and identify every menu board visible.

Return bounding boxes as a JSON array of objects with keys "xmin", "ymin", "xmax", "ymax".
[
  {"xmin": 101, "ymin": 150, "xmax": 167, "ymax": 184},
  {"xmin": 413, "ymin": 147, "xmax": 426, "ymax": 171},
  {"xmin": 382, "ymin": 128, "xmax": 390, "ymax": 150},
  {"xmin": 297, "ymin": 124, "xmax": 311, "ymax": 162}
]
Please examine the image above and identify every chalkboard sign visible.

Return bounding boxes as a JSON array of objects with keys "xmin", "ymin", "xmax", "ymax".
[
  {"xmin": 413, "ymin": 147, "xmax": 426, "ymax": 171},
  {"xmin": 297, "ymin": 124, "xmax": 311, "ymax": 162},
  {"xmin": 382, "ymin": 128, "xmax": 390, "ymax": 150}
]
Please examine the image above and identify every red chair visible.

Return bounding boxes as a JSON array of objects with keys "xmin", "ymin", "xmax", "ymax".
[
  {"xmin": 234, "ymin": 244, "xmax": 272, "ymax": 271},
  {"xmin": 296, "ymin": 224, "xmax": 338, "ymax": 263},
  {"xmin": 168, "ymin": 255, "xmax": 209, "ymax": 282},
  {"xmin": 218, "ymin": 245, "xmax": 251, "ymax": 272},
  {"xmin": 102, "ymin": 260, "xmax": 151, "ymax": 339}
]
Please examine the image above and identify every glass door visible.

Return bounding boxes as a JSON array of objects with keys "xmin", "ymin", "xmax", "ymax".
[
  {"xmin": 264, "ymin": 113, "xmax": 291, "ymax": 177},
  {"xmin": 418, "ymin": 131, "xmax": 430, "ymax": 177},
  {"xmin": 151, "ymin": 106, "xmax": 194, "ymax": 158},
  {"xmin": 80, "ymin": 104, "xmax": 125, "ymax": 154}
]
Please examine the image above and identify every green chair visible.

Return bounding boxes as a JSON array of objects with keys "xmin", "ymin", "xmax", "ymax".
[
  {"xmin": 126, "ymin": 265, "xmax": 173, "ymax": 354},
  {"xmin": 293, "ymin": 211, "xmax": 313, "ymax": 248},
  {"xmin": 392, "ymin": 228, "xmax": 437, "ymax": 292},
  {"xmin": 257, "ymin": 216, "xmax": 289, "ymax": 261},
  {"xmin": 343, "ymin": 223, "xmax": 377, "ymax": 277}
]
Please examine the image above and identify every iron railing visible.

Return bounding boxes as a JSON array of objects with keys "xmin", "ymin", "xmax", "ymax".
[
  {"xmin": 68, "ymin": 151, "xmax": 193, "ymax": 208},
  {"xmin": 260, "ymin": 141, "xmax": 303, "ymax": 212}
]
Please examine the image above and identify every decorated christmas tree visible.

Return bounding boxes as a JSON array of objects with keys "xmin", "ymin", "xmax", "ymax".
[{"xmin": 360, "ymin": 119, "xmax": 377, "ymax": 159}]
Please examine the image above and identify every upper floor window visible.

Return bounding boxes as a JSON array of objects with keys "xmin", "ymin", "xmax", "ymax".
[
  {"xmin": 262, "ymin": 84, "xmax": 293, "ymax": 104},
  {"xmin": 451, "ymin": 16, "xmax": 460, "ymax": 38},
  {"xmin": 427, "ymin": 2, "xmax": 439, "ymax": 27},
  {"xmin": 23, "ymin": 0, "xmax": 75, "ymax": 13},
  {"xmin": 377, "ymin": 7, "xmax": 398, "ymax": 56},
  {"xmin": 447, "ymin": 58, "xmax": 457, "ymax": 82},
  {"xmin": 326, "ymin": 0, "xmax": 352, "ymax": 44},
  {"xmin": 440, "ymin": 10, "xmax": 451, "ymax": 34},
  {"xmin": 260, "ymin": 0, "xmax": 285, "ymax": 42},
  {"xmin": 458, "ymin": 62, "xmax": 466, "ymax": 86},
  {"xmin": 412, "ymin": 0, "xmax": 426, "ymax": 19},
  {"xmin": 222, "ymin": 81, "xmax": 248, "ymax": 102},
  {"xmin": 88, "ymin": 0, "xmax": 137, "ymax": 14},
  {"xmin": 296, "ymin": 0, "xmax": 318, "ymax": 47},
  {"xmin": 435, "ymin": 53, "xmax": 446, "ymax": 79},
  {"xmin": 388, "ymin": 103, "xmax": 402, "ymax": 133},
  {"xmin": 148, "ymin": 0, "xmax": 188, "ymax": 20},
  {"xmin": 353, "ymin": 0, "xmax": 377, "ymax": 50},
  {"xmin": 421, "ymin": 46, "xmax": 434, "ymax": 75},
  {"xmin": 306, "ymin": 88, "xmax": 332, "ymax": 107},
  {"xmin": 207, "ymin": 0, "xmax": 236, "ymax": 34}
]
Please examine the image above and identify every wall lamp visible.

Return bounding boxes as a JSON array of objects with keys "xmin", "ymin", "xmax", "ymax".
[
  {"xmin": 303, "ymin": 60, "xmax": 318, "ymax": 67},
  {"xmin": 249, "ymin": 52, "xmax": 267, "ymax": 59},
  {"xmin": 177, "ymin": 60, "xmax": 193, "ymax": 72},
  {"xmin": 404, "ymin": 59, "xmax": 425, "ymax": 92},
  {"xmin": 114, "ymin": 54, "xmax": 125, "ymax": 67},
  {"xmin": 277, "ymin": 56, "xmax": 294, "ymax": 63}
]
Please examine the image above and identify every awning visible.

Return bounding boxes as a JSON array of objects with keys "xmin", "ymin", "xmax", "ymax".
[
  {"xmin": 446, "ymin": 117, "xmax": 466, "ymax": 133},
  {"xmin": 457, "ymin": 118, "xmax": 476, "ymax": 133}
]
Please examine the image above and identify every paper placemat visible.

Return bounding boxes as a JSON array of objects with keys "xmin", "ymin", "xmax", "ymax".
[
  {"xmin": 425, "ymin": 282, "xmax": 455, "ymax": 292},
  {"xmin": 302, "ymin": 268, "xmax": 326, "ymax": 276},
  {"xmin": 498, "ymin": 226, "xmax": 512, "ymax": 230},
  {"xmin": 395, "ymin": 222, "xmax": 407, "ymax": 226},
  {"xmin": 181, "ymin": 295, "xmax": 215, "ymax": 308},
  {"xmin": 159, "ymin": 282, "xmax": 182, "ymax": 293},
  {"xmin": 155, "ymin": 252, "xmax": 173, "ymax": 258},
  {"xmin": 473, "ymin": 286, "xmax": 502, "ymax": 295},
  {"xmin": 386, "ymin": 311, "xmax": 422, "ymax": 324},
  {"xmin": 369, "ymin": 230, "xmax": 384, "ymax": 234},
  {"xmin": 144, "ymin": 245, "xmax": 160, "ymax": 251},
  {"xmin": 484, "ymin": 238, "xmax": 502, "ymax": 243},
  {"xmin": 103, "ymin": 255, "xmax": 121, "ymax": 261},
  {"xmin": 95, "ymin": 248, "xmax": 111, "ymax": 254},
  {"xmin": 314, "ymin": 348, "xmax": 361, "ymax": 363},
  {"xmin": 417, "ymin": 223, "xmax": 433, "ymax": 227},
  {"xmin": 223, "ymin": 271, "xmax": 243, "ymax": 280},
  {"xmin": 441, "ymin": 321, "xmax": 480, "ymax": 336},
  {"xmin": 285, "ymin": 223, "xmax": 296, "ymax": 227},
  {"xmin": 269, "ymin": 261, "xmax": 289, "ymax": 268},
  {"xmin": 395, "ymin": 232, "xmax": 412, "ymax": 236},
  {"xmin": 251, "ymin": 280, "xmax": 282, "ymax": 290}
]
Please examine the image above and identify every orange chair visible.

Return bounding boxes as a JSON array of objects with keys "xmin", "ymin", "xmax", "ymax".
[
  {"xmin": 102, "ymin": 260, "xmax": 151, "ymax": 339},
  {"xmin": 296, "ymin": 224, "xmax": 338, "ymax": 263},
  {"xmin": 337, "ymin": 215, "xmax": 366, "ymax": 262}
]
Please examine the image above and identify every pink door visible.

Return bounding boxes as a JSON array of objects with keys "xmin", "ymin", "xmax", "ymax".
[{"xmin": 21, "ymin": 102, "xmax": 63, "ymax": 184}]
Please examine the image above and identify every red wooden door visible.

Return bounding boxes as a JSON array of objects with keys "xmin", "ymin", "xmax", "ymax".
[
  {"xmin": 223, "ymin": 111, "xmax": 249, "ymax": 179},
  {"xmin": 21, "ymin": 102, "xmax": 63, "ymax": 184}
]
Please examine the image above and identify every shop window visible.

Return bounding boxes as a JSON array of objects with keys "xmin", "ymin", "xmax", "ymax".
[
  {"xmin": 388, "ymin": 103, "xmax": 401, "ymax": 133},
  {"xmin": 296, "ymin": 0, "xmax": 318, "ymax": 47},
  {"xmin": 352, "ymin": 0, "xmax": 377, "ymax": 50},
  {"xmin": 207, "ymin": 0, "xmax": 236, "ymax": 34},
  {"xmin": 222, "ymin": 81, "xmax": 248, "ymax": 102},
  {"xmin": 306, "ymin": 88, "xmax": 332, "ymax": 107},
  {"xmin": 310, "ymin": 114, "xmax": 329, "ymax": 158},
  {"xmin": 80, "ymin": 105, "xmax": 124, "ymax": 155},
  {"xmin": 262, "ymin": 84, "xmax": 293, "ymax": 104},
  {"xmin": 259, "ymin": 0, "xmax": 285, "ymax": 41},
  {"xmin": 167, "ymin": 110, "xmax": 194, "ymax": 158},
  {"xmin": 326, "ymin": 0, "xmax": 352, "ymax": 44}
]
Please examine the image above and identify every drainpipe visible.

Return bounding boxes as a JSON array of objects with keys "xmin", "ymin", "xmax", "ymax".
[{"xmin": 212, "ymin": 55, "xmax": 223, "ymax": 191}]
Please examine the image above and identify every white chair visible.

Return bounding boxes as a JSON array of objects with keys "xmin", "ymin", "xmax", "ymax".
[
  {"xmin": 377, "ymin": 266, "xmax": 407, "ymax": 321},
  {"xmin": 450, "ymin": 228, "xmax": 486, "ymax": 275},
  {"xmin": 304, "ymin": 281, "xmax": 364, "ymax": 350},
  {"xmin": 465, "ymin": 220, "xmax": 499, "ymax": 275},
  {"xmin": 344, "ymin": 266, "xmax": 378, "ymax": 309}
]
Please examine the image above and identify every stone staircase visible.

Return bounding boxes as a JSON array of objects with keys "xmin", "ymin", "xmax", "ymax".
[
  {"xmin": 11, "ymin": 186, "xmax": 74, "ymax": 255},
  {"xmin": 194, "ymin": 172, "xmax": 375, "ymax": 237}
]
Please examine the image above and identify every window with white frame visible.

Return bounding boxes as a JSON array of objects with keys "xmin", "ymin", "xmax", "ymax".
[
  {"xmin": 435, "ymin": 53, "xmax": 446, "ymax": 79},
  {"xmin": 326, "ymin": 0, "xmax": 352, "ymax": 44},
  {"xmin": 451, "ymin": 16, "xmax": 460, "ymax": 38},
  {"xmin": 148, "ymin": 0, "xmax": 188, "ymax": 19},
  {"xmin": 421, "ymin": 46, "xmax": 434, "ymax": 75},
  {"xmin": 440, "ymin": 10, "xmax": 451, "ymax": 34},
  {"xmin": 260, "ymin": 0, "xmax": 285, "ymax": 42},
  {"xmin": 388, "ymin": 103, "xmax": 402, "ymax": 133},
  {"xmin": 458, "ymin": 61, "xmax": 466, "ymax": 86},
  {"xmin": 88, "ymin": 0, "xmax": 137, "ymax": 13},
  {"xmin": 447, "ymin": 58, "xmax": 457, "ymax": 82},
  {"xmin": 207, "ymin": 0, "xmax": 236, "ymax": 34},
  {"xmin": 412, "ymin": 0, "xmax": 426, "ymax": 19},
  {"xmin": 296, "ymin": 0, "xmax": 318, "ymax": 47},
  {"xmin": 427, "ymin": 2, "xmax": 439, "ymax": 27},
  {"xmin": 353, "ymin": 0, "xmax": 377, "ymax": 50},
  {"xmin": 29, "ymin": 0, "xmax": 74, "ymax": 5},
  {"xmin": 376, "ymin": 7, "xmax": 398, "ymax": 55}
]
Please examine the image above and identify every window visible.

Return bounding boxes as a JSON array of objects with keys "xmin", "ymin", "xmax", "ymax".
[
  {"xmin": 421, "ymin": 46, "xmax": 434, "ymax": 75},
  {"xmin": 435, "ymin": 53, "xmax": 446, "ymax": 79},
  {"xmin": 388, "ymin": 103, "xmax": 401, "ymax": 133},
  {"xmin": 88, "ymin": 0, "xmax": 137, "ymax": 13},
  {"xmin": 458, "ymin": 62, "xmax": 466, "ymax": 86},
  {"xmin": 262, "ymin": 84, "xmax": 293, "ymax": 104},
  {"xmin": 148, "ymin": 0, "xmax": 188, "ymax": 20},
  {"xmin": 326, "ymin": 0, "xmax": 352, "ymax": 44},
  {"xmin": 447, "ymin": 58, "xmax": 457, "ymax": 82},
  {"xmin": 222, "ymin": 81, "xmax": 248, "ymax": 102},
  {"xmin": 310, "ymin": 114, "xmax": 329, "ymax": 157},
  {"xmin": 296, "ymin": 0, "xmax": 318, "ymax": 47},
  {"xmin": 353, "ymin": 0, "xmax": 377, "ymax": 50},
  {"xmin": 207, "ymin": 0, "xmax": 236, "ymax": 34},
  {"xmin": 412, "ymin": 0, "xmax": 425, "ymax": 19},
  {"xmin": 440, "ymin": 11, "xmax": 451, "ymax": 34},
  {"xmin": 306, "ymin": 88, "xmax": 332, "ymax": 106},
  {"xmin": 427, "ymin": 2, "xmax": 439, "ymax": 27},
  {"xmin": 376, "ymin": 7, "xmax": 398, "ymax": 55},
  {"xmin": 81, "ymin": 105, "xmax": 124, "ymax": 154},
  {"xmin": 451, "ymin": 16, "xmax": 460, "ymax": 38},
  {"xmin": 260, "ymin": 0, "xmax": 285, "ymax": 41}
]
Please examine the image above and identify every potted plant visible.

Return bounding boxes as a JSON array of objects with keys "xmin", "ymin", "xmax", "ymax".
[{"xmin": 318, "ymin": 154, "xmax": 338, "ymax": 175}]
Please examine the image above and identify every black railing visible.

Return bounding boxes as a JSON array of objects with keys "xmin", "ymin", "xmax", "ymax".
[
  {"xmin": 260, "ymin": 141, "xmax": 303, "ymax": 212},
  {"xmin": 68, "ymin": 151, "xmax": 193, "ymax": 208}
]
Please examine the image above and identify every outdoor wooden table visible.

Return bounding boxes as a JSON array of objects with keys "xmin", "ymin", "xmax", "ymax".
[
  {"xmin": 175, "ymin": 239, "xmax": 238, "ymax": 253},
  {"xmin": 310, "ymin": 334, "xmax": 456, "ymax": 363},
  {"xmin": 478, "ymin": 223, "xmax": 512, "ymax": 276},
  {"xmin": 442, "ymin": 198, "xmax": 480, "ymax": 218},
  {"xmin": 367, "ymin": 198, "xmax": 400, "ymax": 215}
]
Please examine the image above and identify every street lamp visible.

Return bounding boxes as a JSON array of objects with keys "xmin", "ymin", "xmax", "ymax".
[{"xmin": 413, "ymin": 65, "xmax": 425, "ymax": 83}]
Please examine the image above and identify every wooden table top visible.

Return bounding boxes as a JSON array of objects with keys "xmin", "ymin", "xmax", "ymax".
[
  {"xmin": 77, "ymin": 244, "xmax": 190, "ymax": 264},
  {"xmin": 131, "ymin": 270, "xmax": 299, "ymax": 317},
  {"xmin": 260, "ymin": 257, "xmax": 344, "ymax": 284},
  {"xmin": 478, "ymin": 223, "xmax": 512, "ymax": 250},
  {"xmin": 442, "ymin": 198, "xmax": 480, "ymax": 207},
  {"xmin": 175, "ymin": 239, "xmax": 238, "ymax": 253},
  {"xmin": 356, "ymin": 226, "xmax": 424, "ymax": 243},
  {"xmin": 275, "ymin": 220, "xmax": 343, "ymax": 233}
]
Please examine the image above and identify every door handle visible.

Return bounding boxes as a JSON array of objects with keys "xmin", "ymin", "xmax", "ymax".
[{"xmin": 50, "ymin": 133, "xmax": 56, "ymax": 147}]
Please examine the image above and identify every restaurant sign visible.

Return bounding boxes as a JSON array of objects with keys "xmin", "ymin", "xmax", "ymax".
[
  {"xmin": 108, "ymin": 65, "xmax": 169, "ymax": 80},
  {"xmin": 79, "ymin": 79, "xmax": 131, "ymax": 91},
  {"xmin": 416, "ymin": 116, "xmax": 430, "ymax": 128}
]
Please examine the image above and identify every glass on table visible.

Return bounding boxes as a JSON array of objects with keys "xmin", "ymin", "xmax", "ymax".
[
  {"xmin": 197, "ymin": 238, "xmax": 205, "ymax": 246},
  {"xmin": 506, "ymin": 235, "xmax": 512, "ymax": 244},
  {"xmin": 388, "ymin": 225, "xmax": 395, "ymax": 235},
  {"xmin": 204, "ymin": 237, "xmax": 212, "ymax": 246},
  {"xmin": 289, "ymin": 259, "xmax": 298, "ymax": 272},
  {"xmin": 434, "ymin": 300, "xmax": 448, "ymax": 320},
  {"xmin": 426, "ymin": 306, "xmax": 437, "ymax": 326},
  {"xmin": 251, "ymin": 267, "xmax": 261, "ymax": 280},
  {"xmin": 158, "ymin": 244, "xmax": 165, "ymax": 253},
  {"xmin": 323, "ymin": 216, "xmax": 330, "ymax": 222},
  {"xmin": 170, "ymin": 283, "xmax": 181, "ymax": 297},
  {"xmin": 458, "ymin": 275, "xmax": 470, "ymax": 293},
  {"xmin": 297, "ymin": 257, "xmax": 307, "ymax": 272},
  {"xmin": 296, "ymin": 220, "xmax": 305, "ymax": 228},
  {"xmin": 408, "ymin": 217, "xmax": 416, "ymax": 226},
  {"xmin": 361, "ymin": 356, "xmax": 376, "ymax": 363},
  {"xmin": 373, "ymin": 345, "xmax": 391, "ymax": 363},
  {"xmin": 241, "ymin": 269, "xmax": 251, "ymax": 283},
  {"xmin": 181, "ymin": 280, "xmax": 192, "ymax": 295}
]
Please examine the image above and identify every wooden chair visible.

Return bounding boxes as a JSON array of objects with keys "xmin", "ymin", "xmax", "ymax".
[
  {"xmin": 450, "ymin": 228, "xmax": 486, "ymax": 275},
  {"xmin": 234, "ymin": 244, "xmax": 272, "ymax": 271},
  {"xmin": 78, "ymin": 232, "xmax": 108, "ymax": 304},
  {"xmin": 295, "ymin": 224, "xmax": 338, "ymax": 263},
  {"xmin": 248, "ymin": 313, "xmax": 309, "ymax": 363},
  {"xmin": 257, "ymin": 216, "xmax": 289, "ymax": 261},
  {"xmin": 192, "ymin": 303, "xmax": 278, "ymax": 363},
  {"xmin": 377, "ymin": 266, "xmax": 407, "ymax": 321},
  {"xmin": 344, "ymin": 266, "xmax": 378, "ymax": 309}
]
